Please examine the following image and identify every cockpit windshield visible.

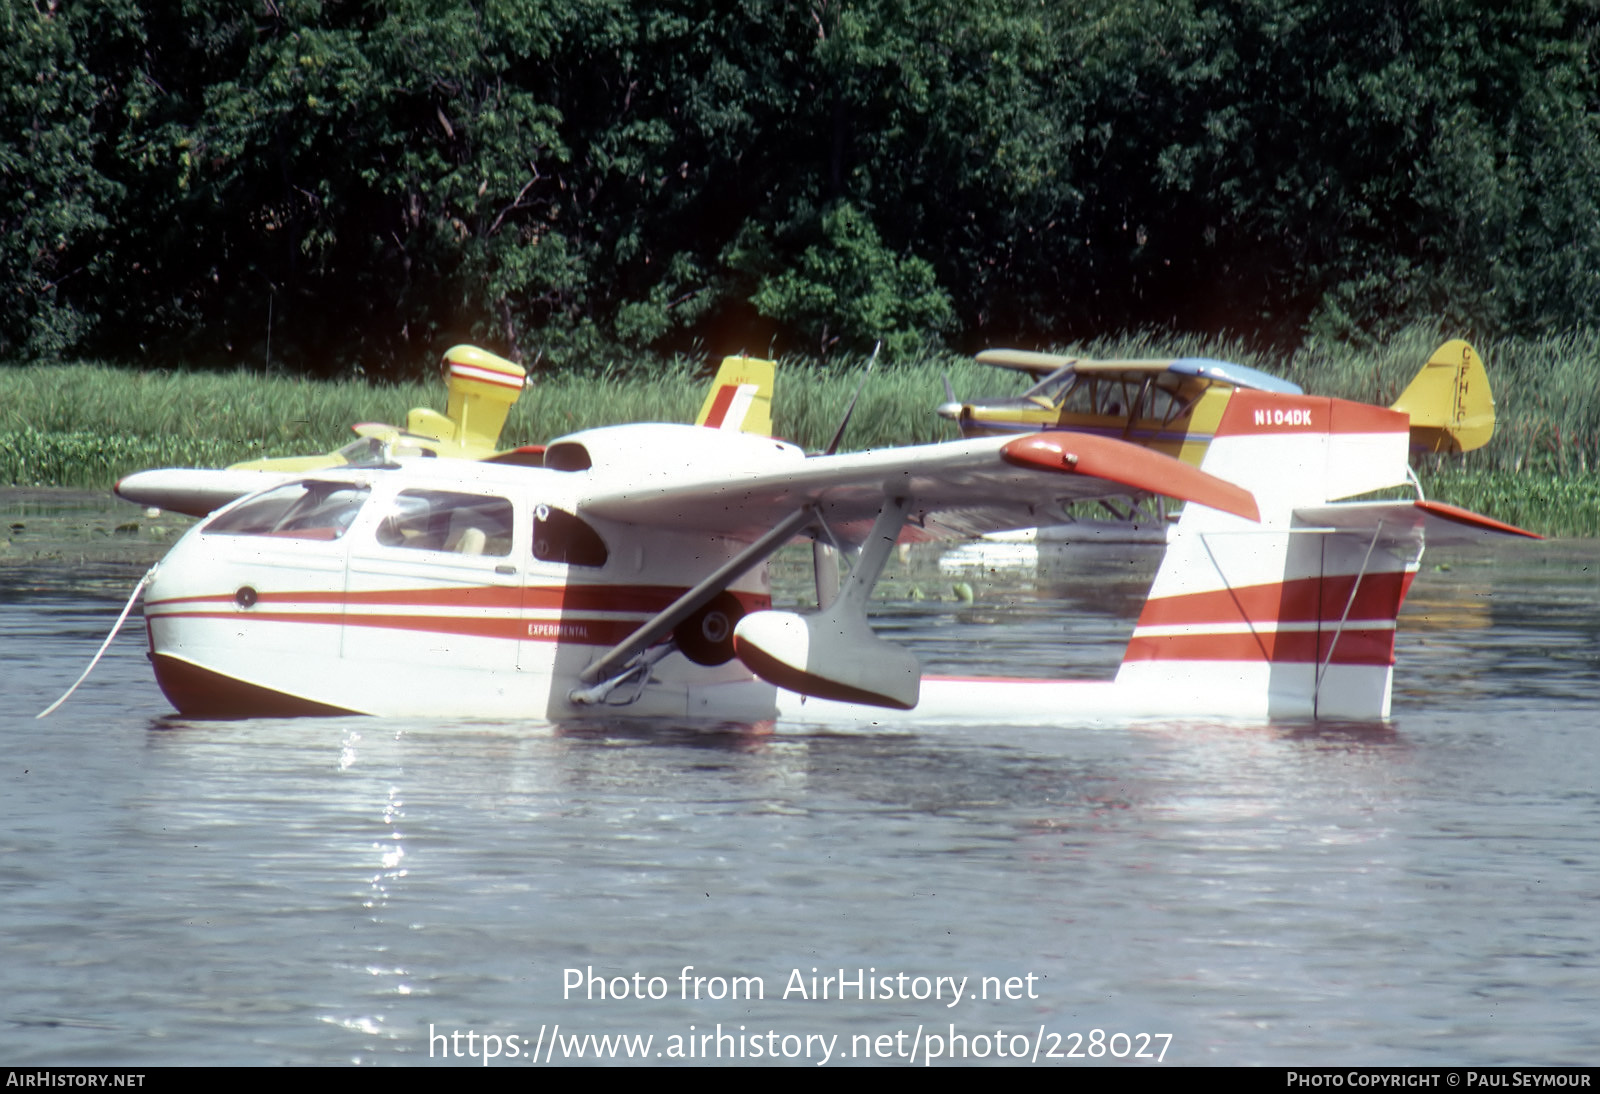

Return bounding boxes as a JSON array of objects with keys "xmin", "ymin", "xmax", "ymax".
[
  {"xmin": 334, "ymin": 437, "xmax": 389, "ymax": 467},
  {"xmin": 204, "ymin": 481, "xmax": 371, "ymax": 541},
  {"xmin": 1019, "ymin": 365, "xmax": 1080, "ymax": 406},
  {"xmin": 334, "ymin": 435, "xmax": 441, "ymax": 467}
]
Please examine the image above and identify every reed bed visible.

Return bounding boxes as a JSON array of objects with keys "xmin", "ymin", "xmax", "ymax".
[{"xmin": 3, "ymin": 324, "xmax": 1595, "ymax": 535}]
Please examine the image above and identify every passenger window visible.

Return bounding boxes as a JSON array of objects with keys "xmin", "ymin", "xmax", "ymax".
[
  {"xmin": 533, "ymin": 505, "xmax": 608, "ymax": 567},
  {"xmin": 375, "ymin": 490, "xmax": 514, "ymax": 556},
  {"xmin": 204, "ymin": 481, "xmax": 371, "ymax": 541}
]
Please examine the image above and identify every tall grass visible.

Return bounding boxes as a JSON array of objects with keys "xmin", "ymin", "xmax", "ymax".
[{"xmin": 3, "ymin": 324, "xmax": 1596, "ymax": 535}]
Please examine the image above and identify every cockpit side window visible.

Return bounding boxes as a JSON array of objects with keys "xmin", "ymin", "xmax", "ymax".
[
  {"xmin": 374, "ymin": 490, "xmax": 514, "ymax": 556},
  {"xmin": 533, "ymin": 505, "xmax": 608, "ymax": 567},
  {"xmin": 1150, "ymin": 381, "xmax": 1198, "ymax": 425},
  {"xmin": 204, "ymin": 481, "xmax": 371, "ymax": 541},
  {"xmin": 1022, "ymin": 367, "xmax": 1079, "ymax": 408},
  {"xmin": 1025, "ymin": 371, "xmax": 1198, "ymax": 423}
]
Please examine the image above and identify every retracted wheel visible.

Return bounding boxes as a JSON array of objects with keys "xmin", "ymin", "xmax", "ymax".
[{"xmin": 674, "ymin": 591, "xmax": 745, "ymax": 665}]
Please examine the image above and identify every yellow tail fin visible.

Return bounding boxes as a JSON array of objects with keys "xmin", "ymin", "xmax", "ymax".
[
  {"xmin": 408, "ymin": 345, "xmax": 528, "ymax": 456},
  {"xmin": 1390, "ymin": 340, "xmax": 1495, "ymax": 454},
  {"xmin": 695, "ymin": 356, "xmax": 775, "ymax": 436}
]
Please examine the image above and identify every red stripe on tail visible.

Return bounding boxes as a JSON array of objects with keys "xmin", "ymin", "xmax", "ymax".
[{"xmin": 701, "ymin": 385, "xmax": 740, "ymax": 428}]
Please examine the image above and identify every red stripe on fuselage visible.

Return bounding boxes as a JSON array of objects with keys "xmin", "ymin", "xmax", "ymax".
[
  {"xmin": 151, "ymin": 609, "xmax": 639, "ymax": 645},
  {"xmin": 1135, "ymin": 571, "xmax": 1415, "ymax": 629},
  {"xmin": 147, "ymin": 583, "xmax": 762, "ymax": 614},
  {"xmin": 146, "ymin": 585, "xmax": 770, "ymax": 647},
  {"xmin": 1214, "ymin": 390, "xmax": 1408, "ymax": 438},
  {"xmin": 1123, "ymin": 626, "xmax": 1398, "ymax": 666}
]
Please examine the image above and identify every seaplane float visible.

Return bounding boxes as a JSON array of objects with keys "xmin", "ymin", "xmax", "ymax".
[{"xmin": 106, "ymin": 361, "xmax": 1537, "ymax": 726}]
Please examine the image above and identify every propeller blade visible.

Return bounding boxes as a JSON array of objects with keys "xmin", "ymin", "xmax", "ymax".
[{"xmin": 822, "ymin": 342, "xmax": 881, "ymax": 456}]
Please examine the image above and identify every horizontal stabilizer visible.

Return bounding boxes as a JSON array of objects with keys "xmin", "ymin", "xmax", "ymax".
[{"xmin": 1292, "ymin": 500, "xmax": 1541, "ymax": 545}]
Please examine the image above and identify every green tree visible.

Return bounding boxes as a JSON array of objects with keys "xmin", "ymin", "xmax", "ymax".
[
  {"xmin": 0, "ymin": 0, "xmax": 123, "ymax": 357},
  {"xmin": 6, "ymin": 0, "xmax": 1599, "ymax": 372}
]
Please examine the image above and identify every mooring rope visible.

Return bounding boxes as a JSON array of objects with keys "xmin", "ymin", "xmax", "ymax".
[{"xmin": 36, "ymin": 565, "xmax": 156, "ymax": 719}]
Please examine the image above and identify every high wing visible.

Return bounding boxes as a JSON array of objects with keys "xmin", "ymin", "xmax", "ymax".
[
  {"xmin": 564, "ymin": 423, "xmax": 1258, "ymax": 709},
  {"xmin": 116, "ymin": 358, "xmax": 780, "ymax": 518},
  {"xmin": 570, "ymin": 424, "xmax": 1258, "ymax": 545},
  {"xmin": 975, "ymin": 349, "xmax": 1304, "ymax": 394}
]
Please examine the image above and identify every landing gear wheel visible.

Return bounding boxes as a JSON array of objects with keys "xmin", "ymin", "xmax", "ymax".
[{"xmin": 674, "ymin": 591, "xmax": 745, "ymax": 665}]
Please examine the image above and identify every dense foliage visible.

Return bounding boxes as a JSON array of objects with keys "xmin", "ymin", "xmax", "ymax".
[{"xmin": 5, "ymin": 0, "xmax": 1600, "ymax": 374}]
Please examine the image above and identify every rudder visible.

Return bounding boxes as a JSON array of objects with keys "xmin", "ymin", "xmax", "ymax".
[
  {"xmin": 1391, "ymin": 339, "xmax": 1495, "ymax": 454},
  {"xmin": 1114, "ymin": 389, "xmax": 1421, "ymax": 720},
  {"xmin": 696, "ymin": 356, "xmax": 775, "ymax": 436}
]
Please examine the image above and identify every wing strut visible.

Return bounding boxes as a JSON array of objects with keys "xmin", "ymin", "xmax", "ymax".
[
  {"xmin": 732, "ymin": 496, "xmax": 923, "ymax": 710},
  {"xmin": 570, "ymin": 505, "xmax": 819, "ymax": 702}
]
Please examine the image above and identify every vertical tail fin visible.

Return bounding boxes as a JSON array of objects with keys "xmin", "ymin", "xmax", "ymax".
[
  {"xmin": 696, "ymin": 356, "xmax": 776, "ymax": 436},
  {"xmin": 1115, "ymin": 390, "xmax": 1419, "ymax": 719},
  {"xmin": 1391, "ymin": 339, "xmax": 1495, "ymax": 453},
  {"xmin": 407, "ymin": 345, "xmax": 527, "ymax": 455}
]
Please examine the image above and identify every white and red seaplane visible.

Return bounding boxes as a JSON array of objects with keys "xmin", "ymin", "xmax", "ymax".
[{"xmin": 119, "ymin": 384, "xmax": 1535, "ymax": 725}]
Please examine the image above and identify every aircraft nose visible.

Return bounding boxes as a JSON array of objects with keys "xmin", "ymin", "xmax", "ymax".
[{"xmin": 935, "ymin": 401, "xmax": 967, "ymax": 422}]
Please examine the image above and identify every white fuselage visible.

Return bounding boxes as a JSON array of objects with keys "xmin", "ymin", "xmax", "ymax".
[
  {"xmin": 140, "ymin": 478, "xmax": 1398, "ymax": 728},
  {"xmin": 142, "ymin": 460, "xmax": 780, "ymax": 721}
]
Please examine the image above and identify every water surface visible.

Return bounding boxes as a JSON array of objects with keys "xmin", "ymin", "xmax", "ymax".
[{"xmin": 2, "ymin": 504, "xmax": 1595, "ymax": 1066}]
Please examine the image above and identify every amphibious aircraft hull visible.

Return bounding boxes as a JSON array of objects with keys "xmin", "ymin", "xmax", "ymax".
[{"xmin": 144, "ymin": 641, "xmax": 1398, "ymax": 727}]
